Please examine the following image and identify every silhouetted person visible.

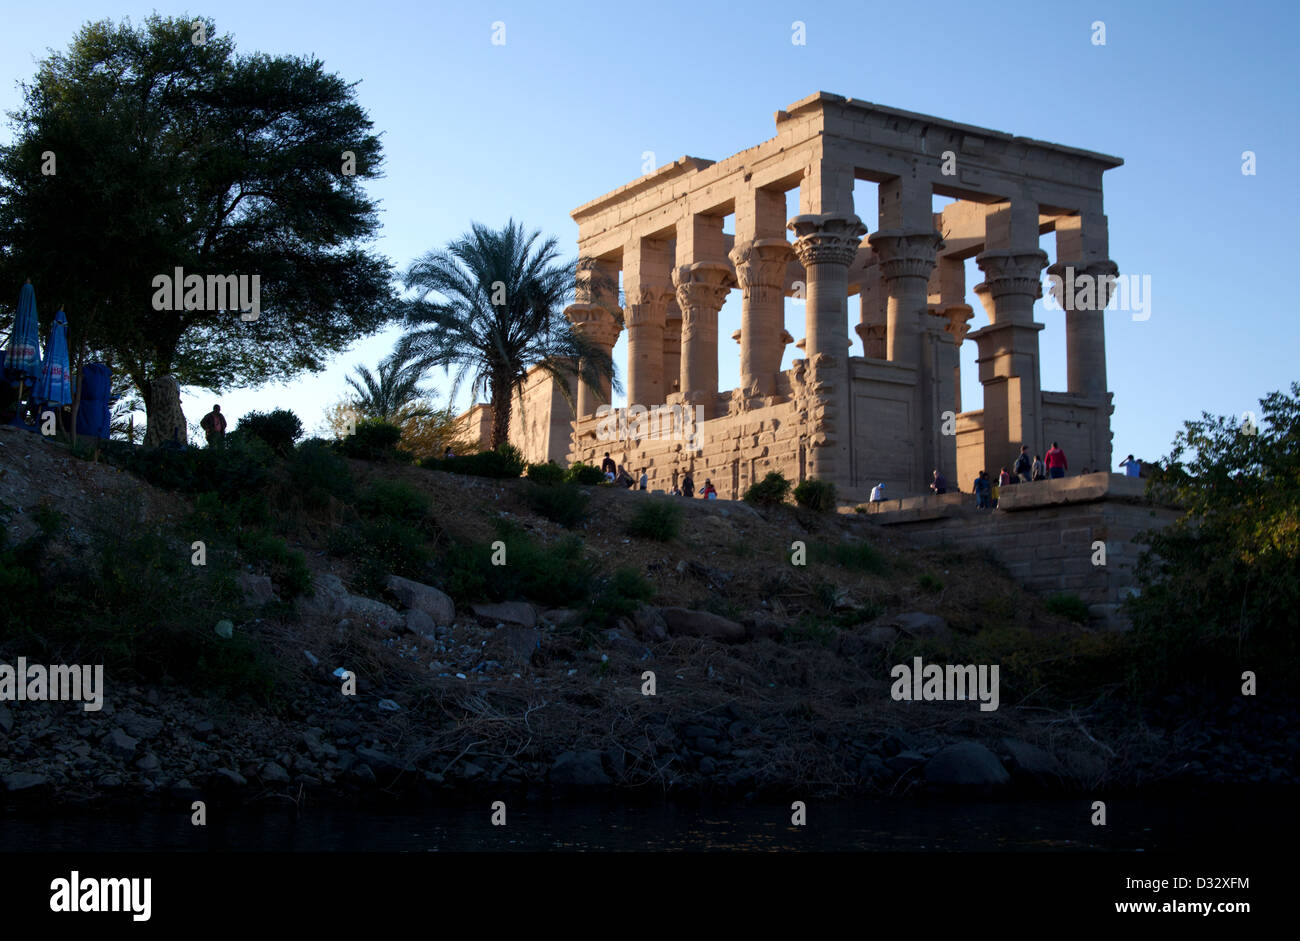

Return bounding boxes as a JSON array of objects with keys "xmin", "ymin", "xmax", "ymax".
[
  {"xmin": 681, "ymin": 471, "xmax": 695, "ymax": 498},
  {"xmin": 930, "ymin": 469, "xmax": 947, "ymax": 495},
  {"xmin": 1119, "ymin": 454, "xmax": 1141, "ymax": 477},
  {"xmin": 601, "ymin": 452, "xmax": 616, "ymax": 477},
  {"xmin": 973, "ymin": 470, "xmax": 992, "ymax": 508},
  {"xmin": 199, "ymin": 404, "xmax": 226, "ymax": 449},
  {"xmin": 1013, "ymin": 445, "xmax": 1032, "ymax": 483}
]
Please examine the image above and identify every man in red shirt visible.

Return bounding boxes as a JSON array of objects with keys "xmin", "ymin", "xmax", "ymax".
[
  {"xmin": 1044, "ymin": 441, "xmax": 1068, "ymax": 479},
  {"xmin": 200, "ymin": 404, "xmax": 227, "ymax": 449}
]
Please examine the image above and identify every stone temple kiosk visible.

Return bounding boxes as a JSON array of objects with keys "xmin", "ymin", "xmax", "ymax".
[{"xmin": 554, "ymin": 92, "xmax": 1122, "ymax": 502}]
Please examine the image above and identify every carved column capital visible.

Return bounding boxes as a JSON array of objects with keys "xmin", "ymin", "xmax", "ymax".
[
  {"xmin": 672, "ymin": 261, "xmax": 735, "ymax": 321},
  {"xmin": 729, "ymin": 238, "xmax": 794, "ymax": 303},
  {"xmin": 787, "ymin": 213, "xmax": 866, "ymax": 268},
  {"xmin": 868, "ymin": 229, "xmax": 943, "ymax": 282},
  {"xmin": 624, "ymin": 285, "xmax": 675, "ymax": 327},
  {"xmin": 564, "ymin": 302, "xmax": 621, "ymax": 349},
  {"xmin": 938, "ymin": 303, "xmax": 974, "ymax": 345},
  {"xmin": 974, "ymin": 249, "xmax": 1049, "ymax": 301},
  {"xmin": 1046, "ymin": 259, "xmax": 1120, "ymax": 311}
]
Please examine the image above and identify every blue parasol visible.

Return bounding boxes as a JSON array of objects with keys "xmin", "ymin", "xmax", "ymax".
[
  {"xmin": 4, "ymin": 280, "xmax": 42, "ymax": 383},
  {"xmin": 34, "ymin": 309, "xmax": 73, "ymax": 408}
]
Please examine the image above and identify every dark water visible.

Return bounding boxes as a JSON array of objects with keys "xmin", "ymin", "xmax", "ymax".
[{"xmin": 0, "ymin": 798, "xmax": 1266, "ymax": 851}]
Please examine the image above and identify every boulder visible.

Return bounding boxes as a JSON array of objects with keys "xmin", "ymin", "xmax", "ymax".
[
  {"xmin": 104, "ymin": 727, "xmax": 138, "ymax": 758},
  {"xmin": 924, "ymin": 742, "xmax": 1010, "ymax": 788},
  {"xmin": 3, "ymin": 772, "xmax": 48, "ymax": 792},
  {"xmin": 659, "ymin": 607, "xmax": 745, "ymax": 642},
  {"xmin": 549, "ymin": 750, "xmax": 610, "ymax": 791},
  {"xmin": 631, "ymin": 605, "xmax": 668, "ymax": 642},
  {"xmin": 261, "ymin": 761, "xmax": 292, "ymax": 783},
  {"xmin": 405, "ymin": 608, "xmax": 437, "ymax": 637},
  {"xmin": 745, "ymin": 616, "xmax": 783, "ymax": 640},
  {"xmin": 1000, "ymin": 737, "xmax": 1067, "ymax": 783},
  {"xmin": 892, "ymin": 611, "xmax": 951, "ymax": 639},
  {"xmin": 344, "ymin": 594, "xmax": 403, "ymax": 631},
  {"xmin": 117, "ymin": 710, "xmax": 163, "ymax": 741},
  {"xmin": 237, "ymin": 572, "xmax": 278, "ymax": 607},
  {"xmin": 541, "ymin": 608, "xmax": 581, "ymax": 627},
  {"xmin": 300, "ymin": 573, "xmax": 350, "ymax": 619},
  {"xmin": 471, "ymin": 601, "xmax": 536, "ymax": 628},
  {"xmin": 501, "ymin": 626, "xmax": 542, "ymax": 663},
  {"xmin": 386, "ymin": 575, "xmax": 456, "ymax": 625}
]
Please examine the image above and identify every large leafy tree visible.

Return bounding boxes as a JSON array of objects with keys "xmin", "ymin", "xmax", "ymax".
[
  {"xmin": 0, "ymin": 15, "xmax": 398, "ymax": 437},
  {"xmin": 397, "ymin": 220, "xmax": 617, "ymax": 449},
  {"xmin": 1129, "ymin": 382, "xmax": 1300, "ymax": 686}
]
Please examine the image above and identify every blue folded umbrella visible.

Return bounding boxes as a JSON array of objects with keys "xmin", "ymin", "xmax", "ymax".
[
  {"xmin": 34, "ymin": 309, "xmax": 72, "ymax": 408},
  {"xmin": 76, "ymin": 363, "xmax": 114, "ymax": 439},
  {"xmin": 3, "ymin": 281, "xmax": 42, "ymax": 382}
]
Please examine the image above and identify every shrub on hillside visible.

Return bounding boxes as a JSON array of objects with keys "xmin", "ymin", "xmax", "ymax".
[
  {"xmin": 524, "ymin": 482, "xmax": 589, "ymax": 528},
  {"xmin": 565, "ymin": 462, "xmax": 607, "ymax": 485},
  {"xmin": 743, "ymin": 470, "xmax": 791, "ymax": 507},
  {"xmin": 238, "ymin": 529, "xmax": 313, "ymax": 600},
  {"xmin": 123, "ymin": 434, "xmax": 274, "ymax": 498},
  {"xmin": 586, "ymin": 567, "xmax": 655, "ymax": 626},
  {"xmin": 232, "ymin": 408, "xmax": 303, "ymax": 457},
  {"xmin": 424, "ymin": 442, "xmax": 526, "ymax": 479},
  {"xmin": 336, "ymin": 419, "xmax": 404, "ymax": 461},
  {"xmin": 356, "ymin": 478, "xmax": 430, "ymax": 520},
  {"xmin": 526, "ymin": 461, "xmax": 567, "ymax": 485},
  {"xmin": 793, "ymin": 478, "xmax": 837, "ymax": 512},
  {"xmin": 625, "ymin": 500, "xmax": 681, "ymax": 541},
  {"xmin": 1046, "ymin": 592, "xmax": 1090, "ymax": 623},
  {"xmin": 288, "ymin": 439, "xmax": 355, "ymax": 507},
  {"xmin": 441, "ymin": 524, "xmax": 593, "ymax": 606}
]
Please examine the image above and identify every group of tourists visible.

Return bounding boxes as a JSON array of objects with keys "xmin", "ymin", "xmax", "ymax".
[
  {"xmin": 974, "ymin": 441, "xmax": 1071, "ymax": 508},
  {"xmin": 599, "ymin": 453, "xmax": 717, "ymax": 499}
]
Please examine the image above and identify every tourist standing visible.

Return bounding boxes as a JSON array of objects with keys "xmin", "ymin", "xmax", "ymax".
[
  {"xmin": 1013, "ymin": 445, "xmax": 1032, "ymax": 483},
  {"xmin": 1045, "ymin": 441, "xmax": 1068, "ymax": 479},
  {"xmin": 700, "ymin": 479, "xmax": 717, "ymax": 499},
  {"xmin": 1119, "ymin": 454, "xmax": 1141, "ymax": 477},
  {"xmin": 973, "ymin": 470, "xmax": 992, "ymax": 508},
  {"xmin": 639, "ymin": 469, "xmax": 648, "ymax": 490},
  {"xmin": 930, "ymin": 469, "xmax": 947, "ymax": 495},
  {"xmin": 870, "ymin": 482, "xmax": 886, "ymax": 502},
  {"xmin": 601, "ymin": 452, "xmax": 616, "ymax": 477},
  {"xmin": 199, "ymin": 404, "xmax": 227, "ymax": 449},
  {"xmin": 1031, "ymin": 454, "xmax": 1046, "ymax": 481},
  {"xmin": 681, "ymin": 471, "xmax": 695, "ymax": 498}
]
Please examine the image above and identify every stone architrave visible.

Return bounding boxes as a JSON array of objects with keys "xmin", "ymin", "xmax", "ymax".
[
  {"xmin": 730, "ymin": 238, "xmax": 794, "ymax": 402},
  {"xmin": 672, "ymin": 261, "xmax": 735, "ymax": 419},
  {"xmin": 564, "ymin": 303, "xmax": 621, "ymax": 419}
]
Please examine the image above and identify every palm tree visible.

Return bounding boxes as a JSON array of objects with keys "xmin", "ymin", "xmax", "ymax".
[
  {"xmin": 397, "ymin": 219, "xmax": 618, "ymax": 450},
  {"xmin": 344, "ymin": 353, "xmax": 435, "ymax": 425}
]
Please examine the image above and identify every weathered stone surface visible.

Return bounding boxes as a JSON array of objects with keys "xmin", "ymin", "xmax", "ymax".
[
  {"xmin": 925, "ymin": 742, "xmax": 1010, "ymax": 787},
  {"xmin": 471, "ymin": 601, "xmax": 536, "ymax": 628},
  {"xmin": 104, "ymin": 727, "xmax": 138, "ymax": 758},
  {"xmin": 1000, "ymin": 737, "xmax": 1067, "ymax": 782},
  {"xmin": 885, "ymin": 612, "xmax": 951, "ymax": 640},
  {"xmin": 405, "ymin": 608, "xmax": 437, "ymax": 637},
  {"xmin": 631, "ymin": 605, "xmax": 668, "ymax": 641},
  {"xmin": 237, "ymin": 572, "xmax": 277, "ymax": 607},
  {"xmin": 386, "ymin": 575, "xmax": 455, "ymax": 625},
  {"xmin": 4, "ymin": 772, "xmax": 48, "ymax": 792},
  {"xmin": 300, "ymin": 573, "xmax": 350, "ymax": 619},
  {"xmin": 549, "ymin": 750, "xmax": 610, "ymax": 790},
  {"xmin": 659, "ymin": 607, "xmax": 745, "ymax": 642},
  {"xmin": 261, "ymin": 761, "xmax": 292, "ymax": 783},
  {"xmin": 344, "ymin": 595, "xmax": 403, "ymax": 631},
  {"xmin": 117, "ymin": 710, "xmax": 163, "ymax": 741}
]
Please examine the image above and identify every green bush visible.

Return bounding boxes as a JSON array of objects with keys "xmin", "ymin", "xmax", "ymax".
[
  {"xmin": 525, "ymin": 482, "xmax": 589, "ymax": 528},
  {"xmin": 586, "ymin": 567, "xmax": 655, "ymax": 626},
  {"xmin": 288, "ymin": 439, "xmax": 355, "ymax": 507},
  {"xmin": 743, "ymin": 470, "xmax": 791, "ymax": 507},
  {"xmin": 793, "ymin": 478, "xmax": 837, "ymax": 511},
  {"xmin": 330, "ymin": 517, "xmax": 432, "ymax": 594},
  {"xmin": 625, "ymin": 499, "xmax": 681, "ymax": 541},
  {"xmin": 425, "ymin": 442, "xmax": 526, "ymax": 479},
  {"xmin": 1045, "ymin": 592, "xmax": 1090, "ymax": 623},
  {"xmin": 357, "ymin": 478, "xmax": 430, "ymax": 520},
  {"xmin": 441, "ymin": 524, "xmax": 594, "ymax": 606},
  {"xmin": 123, "ymin": 434, "xmax": 274, "ymax": 498},
  {"xmin": 238, "ymin": 529, "xmax": 313, "ymax": 600},
  {"xmin": 336, "ymin": 419, "xmax": 404, "ymax": 461},
  {"xmin": 232, "ymin": 408, "xmax": 303, "ymax": 457},
  {"xmin": 526, "ymin": 461, "xmax": 567, "ymax": 485},
  {"xmin": 808, "ymin": 540, "xmax": 889, "ymax": 574},
  {"xmin": 564, "ymin": 462, "xmax": 607, "ymax": 485},
  {"xmin": 917, "ymin": 573, "xmax": 944, "ymax": 594}
]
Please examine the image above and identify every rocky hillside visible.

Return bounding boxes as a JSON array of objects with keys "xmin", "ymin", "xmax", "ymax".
[{"xmin": 0, "ymin": 425, "xmax": 1292, "ymax": 808}]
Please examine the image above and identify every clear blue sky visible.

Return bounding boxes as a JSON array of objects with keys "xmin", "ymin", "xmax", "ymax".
[{"xmin": 2, "ymin": 0, "xmax": 1296, "ymax": 460}]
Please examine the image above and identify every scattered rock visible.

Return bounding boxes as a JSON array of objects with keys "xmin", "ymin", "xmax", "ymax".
[
  {"xmin": 236, "ymin": 572, "xmax": 277, "ymax": 607},
  {"xmin": 471, "ymin": 601, "xmax": 537, "ymax": 628},
  {"xmin": 387, "ymin": 575, "xmax": 456, "ymax": 625},
  {"xmin": 631, "ymin": 606, "xmax": 668, "ymax": 642},
  {"xmin": 1000, "ymin": 738, "xmax": 1067, "ymax": 783},
  {"xmin": 549, "ymin": 750, "xmax": 611, "ymax": 791},
  {"xmin": 889, "ymin": 612, "xmax": 951, "ymax": 640},
  {"xmin": 4, "ymin": 772, "xmax": 48, "ymax": 792},
  {"xmin": 0, "ymin": 705, "xmax": 12, "ymax": 735},
  {"xmin": 214, "ymin": 620, "xmax": 234, "ymax": 639},
  {"xmin": 405, "ymin": 608, "xmax": 437, "ymax": 637},
  {"xmin": 117, "ymin": 710, "xmax": 163, "ymax": 741},
  {"xmin": 104, "ymin": 727, "xmax": 139, "ymax": 758},
  {"xmin": 135, "ymin": 753, "xmax": 161, "ymax": 772},
  {"xmin": 261, "ymin": 761, "xmax": 292, "ymax": 783},
  {"xmin": 345, "ymin": 595, "xmax": 403, "ymax": 631},
  {"xmin": 501, "ymin": 626, "xmax": 542, "ymax": 663},
  {"xmin": 659, "ymin": 607, "xmax": 745, "ymax": 642},
  {"xmin": 300, "ymin": 573, "xmax": 350, "ymax": 619},
  {"xmin": 541, "ymin": 608, "xmax": 580, "ymax": 627},
  {"xmin": 212, "ymin": 768, "xmax": 247, "ymax": 787},
  {"xmin": 925, "ymin": 742, "xmax": 1010, "ymax": 788}
]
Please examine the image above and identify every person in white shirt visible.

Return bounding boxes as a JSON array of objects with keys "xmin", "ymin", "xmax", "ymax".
[{"xmin": 870, "ymin": 482, "xmax": 885, "ymax": 502}]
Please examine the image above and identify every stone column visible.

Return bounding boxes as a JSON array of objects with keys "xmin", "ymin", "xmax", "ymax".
[
  {"xmin": 940, "ymin": 303, "xmax": 974, "ymax": 413},
  {"xmin": 564, "ymin": 302, "xmax": 621, "ymax": 419},
  {"xmin": 788, "ymin": 212, "xmax": 865, "ymax": 490},
  {"xmin": 624, "ymin": 285, "xmax": 673, "ymax": 408},
  {"xmin": 869, "ymin": 229, "xmax": 944, "ymax": 485},
  {"xmin": 855, "ymin": 265, "xmax": 887, "ymax": 359},
  {"xmin": 673, "ymin": 261, "xmax": 735, "ymax": 419},
  {"xmin": 662, "ymin": 299, "xmax": 682, "ymax": 396},
  {"xmin": 730, "ymin": 238, "xmax": 793, "ymax": 402},
  {"xmin": 970, "ymin": 248, "xmax": 1048, "ymax": 477}
]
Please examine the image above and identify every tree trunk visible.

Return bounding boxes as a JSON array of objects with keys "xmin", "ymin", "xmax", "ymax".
[{"xmin": 490, "ymin": 385, "xmax": 511, "ymax": 450}]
